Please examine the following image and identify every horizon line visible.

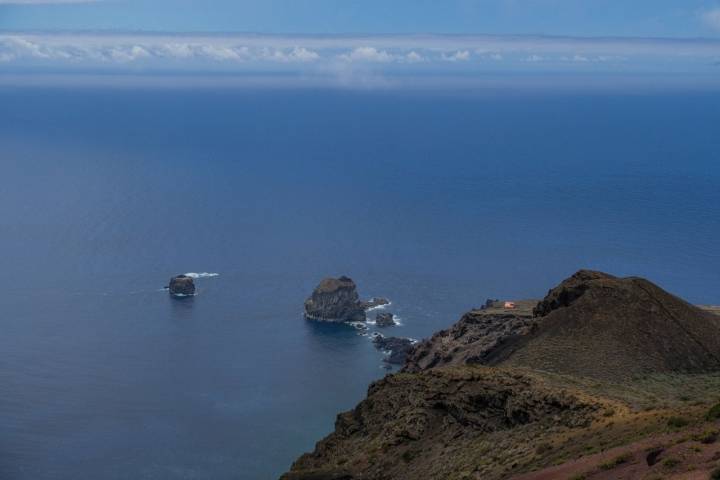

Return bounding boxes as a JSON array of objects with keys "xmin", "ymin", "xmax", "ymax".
[{"xmin": 2, "ymin": 30, "xmax": 720, "ymax": 43}]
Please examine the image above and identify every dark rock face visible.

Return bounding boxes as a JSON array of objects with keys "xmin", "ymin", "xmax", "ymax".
[
  {"xmin": 375, "ymin": 312, "xmax": 396, "ymax": 327},
  {"xmin": 372, "ymin": 335, "xmax": 414, "ymax": 364},
  {"xmin": 646, "ymin": 447, "xmax": 665, "ymax": 466},
  {"xmin": 404, "ymin": 301, "xmax": 537, "ymax": 373},
  {"xmin": 481, "ymin": 298, "xmax": 500, "ymax": 309},
  {"xmin": 304, "ymin": 276, "xmax": 367, "ymax": 322},
  {"xmin": 360, "ymin": 297, "xmax": 390, "ymax": 310},
  {"xmin": 168, "ymin": 275, "xmax": 195, "ymax": 296},
  {"xmin": 533, "ymin": 269, "xmax": 613, "ymax": 317},
  {"xmin": 282, "ymin": 473, "xmax": 353, "ymax": 480}
]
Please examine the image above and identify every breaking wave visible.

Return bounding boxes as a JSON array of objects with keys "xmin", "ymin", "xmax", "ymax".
[
  {"xmin": 365, "ymin": 301, "xmax": 391, "ymax": 312},
  {"xmin": 184, "ymin": 272, "xmax": 220, "ymax": 279},
  {"xmin": 348, "ymin": 322, "xmax": 369, "ymax": 331}
]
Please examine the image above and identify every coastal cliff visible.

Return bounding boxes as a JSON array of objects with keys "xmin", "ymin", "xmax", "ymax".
[
  {"xmin": 283, "ymin": 271, "xmax": 720, "ymax": 480},
  {"xmin": 403, "ymin": 299, "xmax": 537, "ymax": 373}
]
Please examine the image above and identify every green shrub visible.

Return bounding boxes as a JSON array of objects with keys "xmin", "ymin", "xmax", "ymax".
[
  {"xmin": 401, "ymin": 450, "xmax": 418, "ymax": 463},
  {"xmin": 536, "ymin": 442, "xmax": 553, "ymax": 455},
  {"xmin": 599, "ymin": 453, "xmax": 632, "ymax": 470},
  {"xmin": 693, "ymin": 429, "xmax": 718, "ymax": 444},
  {"xmin": 667, "ymin": 416, "xmax": 689, "ymax": 428},
  {"xmin": 662, "ymin": 457, "xmax": 681, "ymax": 468},
  {"xmin": 706, "ymin": 403, "xmax": 720, "ymax": 421}
]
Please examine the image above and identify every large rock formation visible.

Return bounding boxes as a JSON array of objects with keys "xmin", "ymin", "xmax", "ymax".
[
  {"xmin": 168, "ymin": 275, "xmax": 195, "ymax": 296},
  {"xmin": 304, "ymin": 277, "xmax": 367, "ymax": 322}
]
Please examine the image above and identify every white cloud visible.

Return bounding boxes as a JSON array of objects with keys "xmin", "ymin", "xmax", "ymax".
[
  {"xmin": 2, "ymin": 36, "xmax": 52, "ymax": 59},
  {"xmin": 282, "ymin": 47, "xmax": 320, "ymax": 62},
  {"xmin": 339, "ymin": 47, "xmax": 394, "ymax": 63},
  {"xmin": 442, "ymin": 50, "xmax": 471, "ymax": 62},
  {"xmin": 405, "ymin": 51, "xmax": 424, "ymax": 63},
  {"xmin": 0, "ymin": 35, "xmax": 322, "ymax": 65},
  {"xmin": 108, "ymin": 45, "xmax": 151, "ymax": 63},
  {"xmin": 524, "ymin": 54, "xmax": 544, "ymax": 62},
  {"xmin": 199, "ymin": 44, "xmax": 244, "ymax": 61},
  {"xmin": 702, "ymin": 8, "xmax": 720, "ymax": 31},
  {"xmin": 0, "ymin": 32, "xmax": 719, "ymax": 81},
  {"xmin": 558, "ymin": 54, "xmax": 590, "ymax": 63},
  {"xmin": 159, "ymin": 43, "xmax": 195, "ymax": 59}
]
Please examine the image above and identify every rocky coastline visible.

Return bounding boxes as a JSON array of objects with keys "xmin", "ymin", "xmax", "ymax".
[
  {"xmin": 283, "ymin": 270, "xmax": 720, "ymax": 480},
  {"xmin": 372, "ymin": 334, "xmax": 415, "ymax": 365}
]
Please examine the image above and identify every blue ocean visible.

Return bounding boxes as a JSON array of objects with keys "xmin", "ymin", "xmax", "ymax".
[{"xmin": 0, "ymin": 87, "xmax": 718, "ymax": 479}]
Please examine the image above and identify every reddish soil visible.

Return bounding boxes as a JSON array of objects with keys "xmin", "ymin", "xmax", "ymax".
[{"xmin": 512, "ymin": 422, "xmax": 720, "ymax": 480}]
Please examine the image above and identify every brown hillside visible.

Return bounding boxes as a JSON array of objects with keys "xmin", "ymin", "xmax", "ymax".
[
  {"xmin": 281, "ymin": 366, "xmax": 617, "ymax": 480},
  {"xmin": 491, "ymin": 270, "xmax": 720, "ymax": 380}
]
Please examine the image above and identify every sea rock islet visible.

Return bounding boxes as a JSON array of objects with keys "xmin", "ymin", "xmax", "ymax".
[{"xmin": 168, "ymin": 275, "xmax": 196, "ymax": 296}]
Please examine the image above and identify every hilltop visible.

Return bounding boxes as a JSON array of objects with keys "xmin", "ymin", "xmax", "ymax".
[{"xmin": 492, "ymin": 270, "xmax": 720, "ymax": 380}]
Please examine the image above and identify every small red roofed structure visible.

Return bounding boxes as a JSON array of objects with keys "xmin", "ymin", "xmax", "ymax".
[{"xmin": 504, "ymin": 301, "xmax": 516, "ymax": 309}]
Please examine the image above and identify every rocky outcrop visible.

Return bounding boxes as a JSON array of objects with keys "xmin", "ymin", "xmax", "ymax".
[
  {"xmin": 282, "ymin": 367, "xmax": 607, "ymax": 480},
  {"xmin": 481, "ymin": 298, "xmax": 500, "ymax": 309},
  {"xmin": 372, "ymin": 335, "xmax": 414, "ymax": 364},
  {"xmin": 304, "ymin": 277, "xmax": 390, "ymax": 323},
  {"xmin": 360, "ymin": 297, "xmax": 390, "ymax": 310},
  {"xmin": 304, "ymin": 277, "xmax": 367, "ymax": 322},
  {"xmin": 375, "ymin": 312, "xmax": 396, "ymax": 327},
  {"xmin": 404, "ymin": 301, "xmax": 537, "ymax": 373},
  {"xmin": 168, "ymin": 275, "xmax": 195, "ymax": 296},
  {"xmin": 532, "ymin": 269, "xmax": 612, "ymax": 317}
]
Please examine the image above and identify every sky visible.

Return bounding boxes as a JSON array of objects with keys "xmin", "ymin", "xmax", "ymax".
[
  {"xmin": 1, "ymin": 0, "xmax": 720, "ymax": 88},
  {"xmin": 1, "ymin": 0, "xmax": 720, "ymax": 37}
]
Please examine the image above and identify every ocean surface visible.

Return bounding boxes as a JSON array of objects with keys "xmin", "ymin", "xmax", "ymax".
[{"xmin": 0, "ymin": 87, "xmax": 719, "ymax": 479}]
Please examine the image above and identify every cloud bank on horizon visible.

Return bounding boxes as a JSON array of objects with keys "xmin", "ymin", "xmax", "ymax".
[{"xmin": 1, "ymin": 32, "xmax": 719, "ymax": 88}]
